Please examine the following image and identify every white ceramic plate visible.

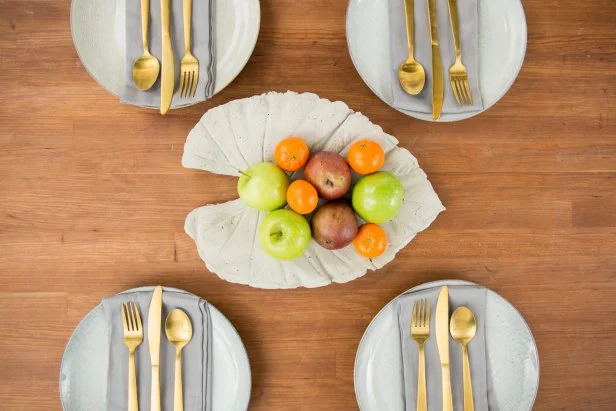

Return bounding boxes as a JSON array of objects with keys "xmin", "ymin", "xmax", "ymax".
[
  {"xmin": 355, "ymin": 280, "xmax": 539, "ymax": 410},
  {"xmin": 346, "ymin": 0, "xmax": 527, "ymax": 122},
  {"xmin": 70, "ymin": 0, "xmax": 260, "ymax": 107},
  {"xmin": 60, "ymin": 287, "xmax": 251, "ymax": 411}
]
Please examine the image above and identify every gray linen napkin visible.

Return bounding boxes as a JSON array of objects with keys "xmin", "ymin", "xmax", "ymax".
[
  {"xmin": 388, "ymin": 0, "xmax": 483, "ymax": 114},
  {"xmin": 102, "ymin": 288, "xmax": 212, "ymax": 411},
  {"xmin": 121, "ymin": 0, "xmax": 215, "ymax": 108},
  {"xmin": 396, "ymin": 285, "xmax": 489, "ymax": 410}
]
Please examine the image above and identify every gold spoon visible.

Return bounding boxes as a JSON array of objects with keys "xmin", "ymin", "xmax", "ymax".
[
  {"xmin": 398, "ymin": 0, "xmax": 426, "ymax": 95},
  {"xmin": 165, "ymin": 308, "xmax": 193, "ymax": 411},
  {"xmin": 450, "ymin": 306, "xmax": 477, "ymax": 411},
  {"xmin": 132, "ymin": 0, "xmax": 160, "ymax": 90}
]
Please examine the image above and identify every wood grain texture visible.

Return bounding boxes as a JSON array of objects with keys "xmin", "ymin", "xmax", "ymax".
[{"xmin": 0, "ymin": 0, "xmax": 615, "ymax": 409}]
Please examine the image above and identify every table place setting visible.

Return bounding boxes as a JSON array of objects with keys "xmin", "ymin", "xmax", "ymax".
[
  {"xmin": 123, "ymin": 0, "xmax": 213, "ymax": 113},
  {"xmin": 390, "ymin": 0, "xmax": 482, "ymax": 120},
  {"xmin": 60, "ymin": 286, "xmax": 251, "ymax": 411},
  {"xmin": 397, "ymin": 286, "xmax": 488, "ymax": 411},
  {"xmin": 347, "ymin": 0, "xmax": 527, "ymax": 121},
  {"xmin": 70, "ymin": 0, "xmax": 260, "ymax": 109},
  {"xmin": 355, "ymin": 280, "xmax": 539, "ymax": 411}
]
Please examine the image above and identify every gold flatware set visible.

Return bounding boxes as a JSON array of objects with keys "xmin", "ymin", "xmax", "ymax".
[
  {"xmin": 132, "ymin": 0, "xmax": 199, "ymax": 115},
  {"xmin": 399, "ymin": 0, "xmax": 473, "ymax": 120},
  {"xmin": 411, "ymin": 286, "xmax": 476, "ymax": 411},
  {"xmin": 122, "ymin": 286, "xmax": 193, "ymax": 411}
]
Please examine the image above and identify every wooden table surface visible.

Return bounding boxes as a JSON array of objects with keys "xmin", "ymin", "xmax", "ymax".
[{"xmin": 1, "ymin": 0, "xmax": 615, "ymax": 409}]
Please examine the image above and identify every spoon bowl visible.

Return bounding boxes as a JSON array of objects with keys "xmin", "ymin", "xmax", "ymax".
[
  {"xmin": 398, "ymin": 60, "xmax": 426, "ymax": 96},
  {"xmin": 450, "ymin": 306, "xmax": 477, "ymax": 346},
  {"xmin": 133, "ymin": 52, "xmax": 161, "ymax": 91},
  {"xmin": 165, "ymin": 308, "xmax": 193, "ymax": 349}
]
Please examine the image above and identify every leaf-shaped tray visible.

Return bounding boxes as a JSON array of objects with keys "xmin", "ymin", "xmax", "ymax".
[{"xmin": 182, "ymin": 92, "xmax": 445, "ymax": 289}]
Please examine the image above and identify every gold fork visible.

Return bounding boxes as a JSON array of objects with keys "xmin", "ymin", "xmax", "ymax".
[
  {"xmin": 447, "ymin": 0, "xmax": 473, "ymax": 105},
  {"xmin": 179, "ymin": 0, "xmax": 199, "ymax": 98},
  {"xmin": 122, "ymin": 302, "xmax": 143, "ymax": 411},
  {"xmin": 411, "ymin": 299, "xmax": 430, "ymax": 411}
]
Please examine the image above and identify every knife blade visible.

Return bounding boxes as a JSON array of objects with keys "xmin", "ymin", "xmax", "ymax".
[
  {"xmin": 148, "ymin": 286, "xmax": 163, "ymax": 411},
  {"xmin": 426, "ymin": 0, "xmax": 444, "ymax": 120},
  {"xmin": 160, "ymin": 0, "xmax": 174, "ymax": 115},
  {"xmin": 436, "ymin": 286, "xmax": 453, "ymax": 411}
]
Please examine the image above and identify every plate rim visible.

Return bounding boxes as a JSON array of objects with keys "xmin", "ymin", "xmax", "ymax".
[
  {"xmin": 345, "ymin": 0, "xmax": 528, "ymax": 122},
  {"xmin": 353, "ymin": 279, "xmax": 540, "ymax": 410},
  {"xmin": 69, "ymin": 0, "xmax": 261, "ymax": 109},
  {"xmin": 58, "ymin": 286, "xmax": 252, "ymax": 411}
]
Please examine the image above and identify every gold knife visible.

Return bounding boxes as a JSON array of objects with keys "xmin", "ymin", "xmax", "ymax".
[
  {"xmin": 426, "ymin": 0, "xmax": 444, "ymax": 120},
  {"xmin": 436, "ymin": 286, "xmax": 453, "ymax": 411},
  {"xmin": 160, "ymin": 0, "xmax": 174, "ymax": 115},
  {"xmin": 148, "ymin": 286, "xmax": 163, "ymax": 411}
]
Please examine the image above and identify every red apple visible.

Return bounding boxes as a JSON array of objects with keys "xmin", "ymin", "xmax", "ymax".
[
  {"xmin": 311, "ymin": 201, "xmax": 358, "ymax": 250},
  {"xmin": 303, "ymin": 151, "xmax": 352, "ymax": 200}
]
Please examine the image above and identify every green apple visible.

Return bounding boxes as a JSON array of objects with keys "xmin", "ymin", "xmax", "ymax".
[
  {"xmin": 238, "ymin": 162, "xmax": 290, "ymax": 211},
  {"xmin": 258, "ymin": 209, "xmax": 311, "ymax": 260},
  {"xmin": 352, "ymin": 171, "xmax": 403, "ymax": 223}
]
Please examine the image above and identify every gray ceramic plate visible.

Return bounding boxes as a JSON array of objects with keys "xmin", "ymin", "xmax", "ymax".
[
  {"xmin": 60, "ymin": 287, "xmax": 251, "ymax": 411},
  {"xmin": 354, "ymin": 280, "xmax": 539, "ymax": 410}
]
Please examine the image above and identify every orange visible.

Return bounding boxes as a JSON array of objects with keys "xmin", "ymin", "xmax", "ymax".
[
  {"xmin": 353, "ymin": 223, "xmax": 387, "ymax": 258},
  {"xmin": 274, "ymin": 137, "xmax": 310, "ymax": 172},
  {"xmin": 286, "ymin": 180, "xmax": 319, "ymax": 215},
  {"xmin": 347, "ymin": 139, "xmax": 385, "ymax": 174}
]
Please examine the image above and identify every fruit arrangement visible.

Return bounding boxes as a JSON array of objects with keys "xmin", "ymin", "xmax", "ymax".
[
  {"xmin": 237, "ymin": 137, "xmax": 403, "ymax": 261},
  {"xmin": 183, "ymin": 91, "xmax": 444, "ymax": 289}
]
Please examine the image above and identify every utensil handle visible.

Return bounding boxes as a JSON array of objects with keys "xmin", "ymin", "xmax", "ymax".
[
  {"xmin": 140, "ymin": 0, "xmax": 150, "ymax": 51},
  {"xmin": 403, "ymin": 0, "xmax": 415, "ymax": 58},
  {"xmin": 447, "ymin": 0, "xmax": 462, "ymax": 58},
  {"xmin": 183, "ymin": 0, "xmax": 192, "ymax": 52},
  {"xmin": 161, "ymin": 0, "xmax": 170, "ymax": 36},
  {"xmin": 417, "ymin": 343, "xmax": 427, "ymax": 411},
  {"xmin": 174, "ymin": 349, "xmax": 184, "ymax": 411},
  {"xmin": 128, "ymin": 350, "xmax": 138, "ymax": 411},
  {"xmin": 441, "ymin": 365, "xmax": 453, "ymax": 411},
  {"xmin": 462, "ymin": 345, "xmax": 475, "ymax": 411},
  {"xmin": 151, "ymin": 366, "xmax": 160, "ymax": 411}
]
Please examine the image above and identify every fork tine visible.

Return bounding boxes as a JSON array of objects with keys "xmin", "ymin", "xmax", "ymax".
[
  {"xmin": 455, "ymin": 79, "xmax": 465, "ymax": 106},
  {"xmin": 459, "ymin": 78, "xmax": 470, "ymax": 105},
  {"xmin": 128, "ymin": 303, "xmax": 136, "ymax": 331},
  {"xmin": 459, "ymin": 79, "xmax": 469, "ymax": 105},
  {"xmin": 412, "ymin": 302, "xmax": 417, "ymax": 327},
  {"xmin": 421, "ymin": 300, "xmax": 426, "ymax": 327},
  {"xmin": 184, "ymin": 71, "xmax": 193, "ymax": 97},
  {"xmin": 133, "ymin": 303, "xmax": 142, "ymax": 331},
  {"xmin": 425, "ymin": 301, "xmax": 430, "ymax": 328},
  {"xmin": 417, "ymin": 300, "xmax": 426, "ymax": 327},
  {"xmin": 183, "ymin": 71, "xmax": 189, "ymax": 98},
  {"xmin": 459, "ymin": 79, "xmax": 470, "ymax": 105},
  {"xmin": 188, "ymin": 71, "xmax": 194, "ymax": 98},
  {"xmin": 121, "ymin": 303, "xmax": 129, "ymax": 332},
  {"xmin": 463, "ymin": 80, "xmax": 473, "ymax": 105},
  {"xmin": 190, "ymin": 71, "xmax": 196, "ymax": 97},
  {"xmin": 129, "ymin": 303, "xmax": 137, "ymax": 331},
  {"xmin": 190, "ymin": 70, "xmax": 199, "ymax": 97},
  {"xmin": 451, "ymin": 79, "xmax": 461, "ymax": 105},
  {"xmin": 181, "ymin": 71, "xmax": 188, "ymax": 98}
]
